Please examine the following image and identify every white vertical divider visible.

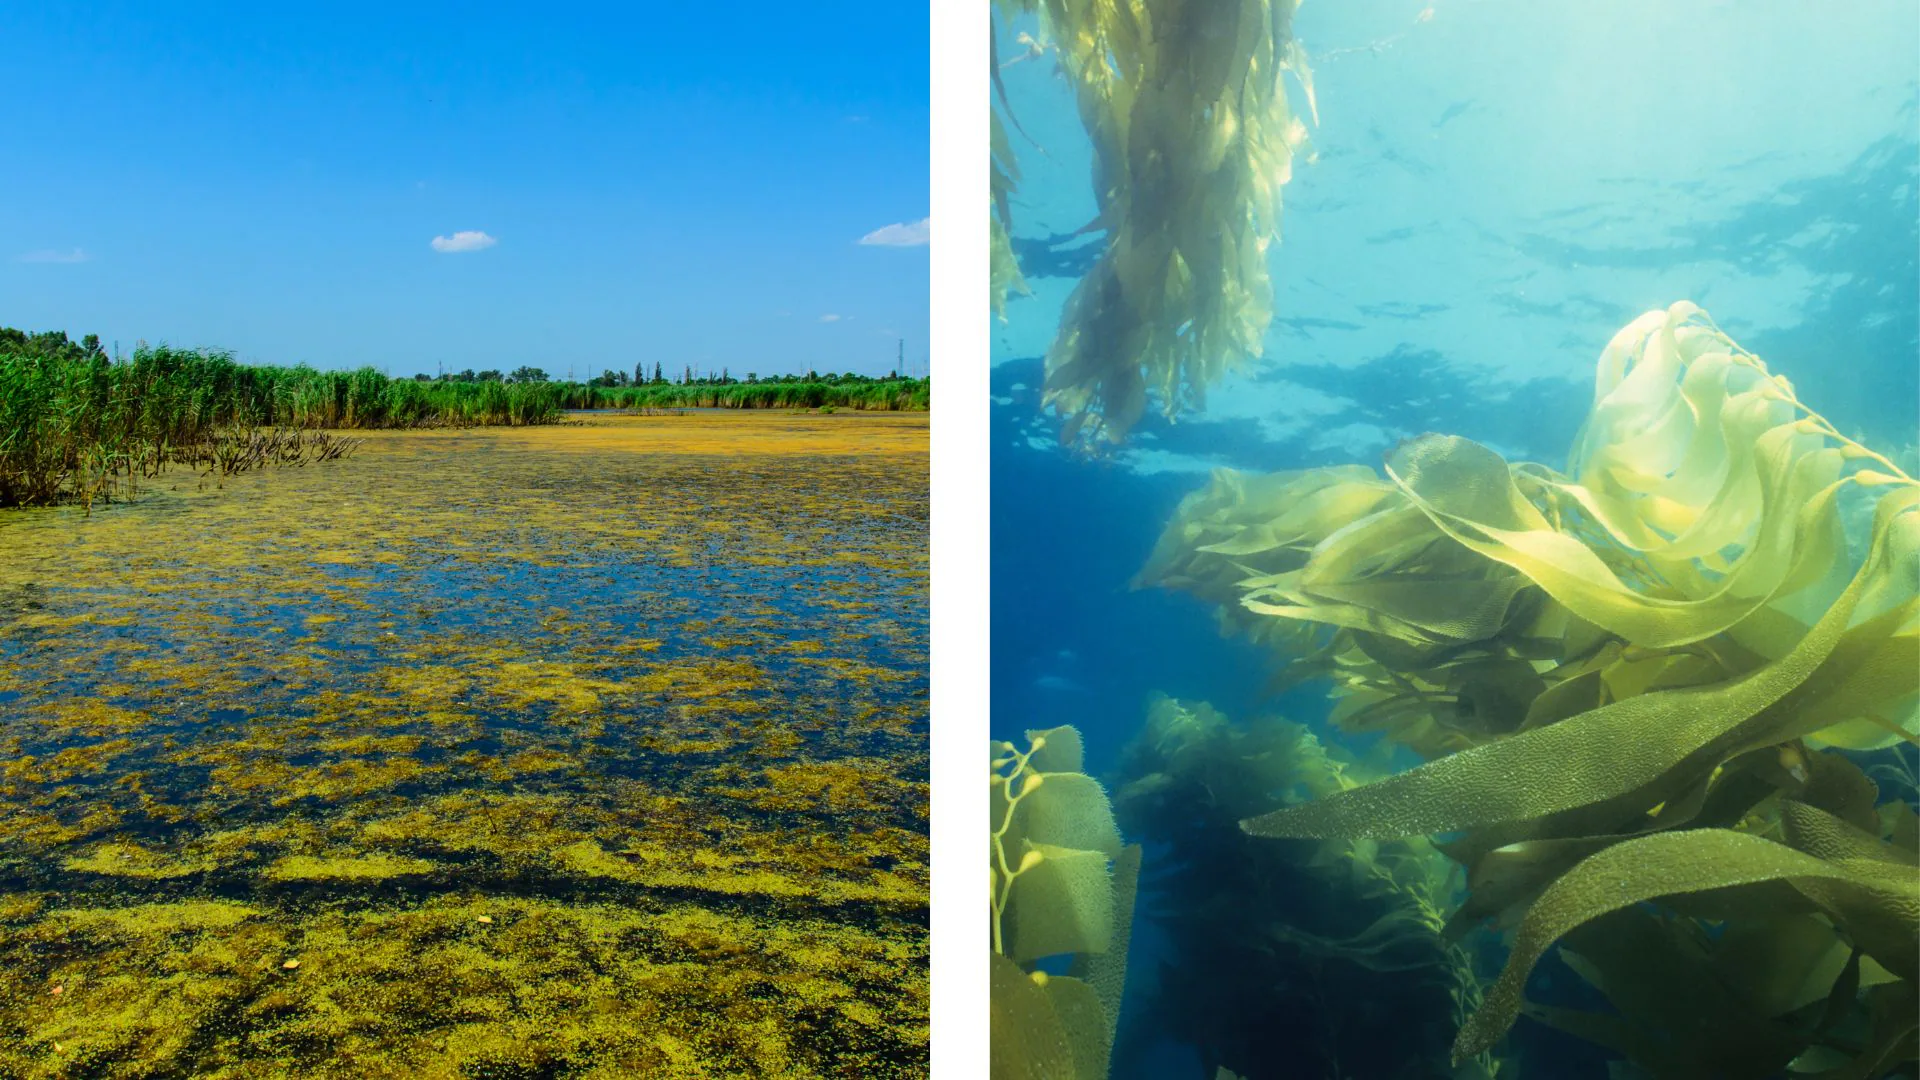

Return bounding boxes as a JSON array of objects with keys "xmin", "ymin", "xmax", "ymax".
[{"xmin": 928, "ymin": 0, "xmax": 989, "ymax": 1075}]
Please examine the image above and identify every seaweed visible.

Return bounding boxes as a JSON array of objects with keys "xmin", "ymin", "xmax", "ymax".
[
  {"xmin": 1143, "ymin": 303, "xmax": 1919, "ymax": 1077},
  {"xmin": 993, "ymin": 0, "xmax": 1316, "ymax": 446},
  {"xmin": 990, "ymin": 726, "xmax": 1141, "ymax": 1079},
  {"xmin": 1110, "ymin": 694, "xmax": 1502, "ymax": 1080}
]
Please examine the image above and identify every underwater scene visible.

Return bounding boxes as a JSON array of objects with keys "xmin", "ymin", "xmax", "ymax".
[
  {"xmin": 989, "ymin": 2, "xmax": 1918, "ymax": 1079},
  {"xmin": 0, "ymin": 413, "xmax": 929, "ymax": 1076}
]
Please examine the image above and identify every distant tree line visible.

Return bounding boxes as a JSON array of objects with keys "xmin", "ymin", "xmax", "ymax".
[{"xmin": 415, "ymin": 362, "xmax": 916, "ymax": 389}]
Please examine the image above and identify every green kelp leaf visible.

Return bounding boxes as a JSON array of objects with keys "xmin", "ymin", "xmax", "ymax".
[
  {"xmin": 1069, "ymin": 842, "xmax": 1140, "ymax": 1029},
  {"xmin": 1025, "ymin": 725, "xmax": 1085, "ymax": 775},
  {"xmin": 1037, "ymin": 974, "xmax": 1111, "ymax": 1080},
  {"xmin": 1800, "ymin": 981, "xmax": 1919, "ymax": 1080},
  {"xmin": 991, "ymin": 950, "xmax": 1079, "ymax": 1080},
  {"xmin": 1797, "ymin": 750, "xmax": 1884, "ymax": 836},
  {"xmin": 1005, "ymin": 842, "xmax": 1115, "ymax": 962},
  {"xmin": 1708, "ymin": 914, "xmax": 1858, "ymax": 1018},
  {"xmin": 1452, "ymin": 828, "xmax": 1920, "ymax": 1063},
  {"xmin": 1012, "ymin": 772, "xmax": 1123, "ymax": 858},
  {"xmin": 1245, "ymin": 486, "xmax": 1914, "ymax": 842},
  {"xmin": 1536, "ymin": 908, "xmax": 1810, "ymax": 1078}
]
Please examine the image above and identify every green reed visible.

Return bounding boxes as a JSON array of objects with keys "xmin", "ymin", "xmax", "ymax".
[{"xmin": 0, "ymin": 335, "xmax": 567, "ymax": 508}]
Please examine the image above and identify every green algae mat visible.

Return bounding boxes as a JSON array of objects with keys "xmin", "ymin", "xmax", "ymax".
[{"xmin": 0, "ymin": 412, "xmax": 930, "ymax": 1078}]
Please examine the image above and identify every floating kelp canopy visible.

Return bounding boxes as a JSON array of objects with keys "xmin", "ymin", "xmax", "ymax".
[
  {"xmin": 992, "ymin": 0, "xmax": 1315, "ymax": 445},
  {"xmin": 990, "ymin": 726, "xmax": 1140, "ymax": 1079},
  {"xmin": 1142, "ymin": 303, "xmax": 1920, "ymax": 1075}
]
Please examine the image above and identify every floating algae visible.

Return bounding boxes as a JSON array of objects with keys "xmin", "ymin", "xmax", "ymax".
[
  {"xmin": 0, "ymin": 411, "xmax": 930, "ymax": 1076},
  {"xmin": 1144, "ymin": 304, "xmax": 1918, "ymax": 1075},
  {"xmin": 994, "ymin": 0, "xmax": 1315, "ymax": 445}
]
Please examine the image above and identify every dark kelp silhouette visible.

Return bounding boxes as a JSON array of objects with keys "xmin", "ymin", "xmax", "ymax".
[{"xmin": 1111, "ymin": 694, "xmax": 1502, "ymax": 1080}]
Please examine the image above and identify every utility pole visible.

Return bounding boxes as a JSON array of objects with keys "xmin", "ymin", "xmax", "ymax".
[{"xmin": 897, "ymin": 338, "xmax": 904, "ymax": 379}]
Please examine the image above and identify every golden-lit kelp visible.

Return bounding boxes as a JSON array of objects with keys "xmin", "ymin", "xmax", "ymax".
[
  {"xmin": 989, "ymin": 726, "xmax": 1140, "ymax": 1079},
  {"xmin": 1111, "ymin": 695, "xmax": 1503, "ymax": 1080},
  {"xmin": 991, "ymin": 2, "xmax": 1036, "ymax": 323},
  {"xmin": 0, "ymin": 412, "xmax": 930, "ymax": 1077},
  {"xmin": 1143, "ymin": 304, "xmax": 1919, "ymax": 1074},
  {"xmin": 1005, "ymin": 0, "xmax": 1314, "ymax": 445},
  {"xmin": 991, "ymin": 107, "xmax": 1034, "ymax": 322}
]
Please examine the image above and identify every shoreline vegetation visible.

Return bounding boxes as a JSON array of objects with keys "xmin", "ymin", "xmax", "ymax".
[{"xmin": 0, "ymin": 327, "xmax": 929, "ymax": 508}]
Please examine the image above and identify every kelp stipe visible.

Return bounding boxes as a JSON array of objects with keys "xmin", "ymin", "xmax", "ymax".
[
  {"xmin": 1111, "ymin": 695, "xmax": 1505, "ymax": 1080},
  {"xmin": 990, "ymin": 726, "xmax": 1141, "ymax": 1079},
  {"xmin": 1143, "ymin": 303, "xmax": 1919, "ymax": 1076},
  {"xmin": 993, "ymin": 0, "xmax": 1315, "ymax": 446}
]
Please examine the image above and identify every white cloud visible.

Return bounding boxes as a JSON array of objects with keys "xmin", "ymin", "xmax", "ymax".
[
  {"xmin": 819, "ymin": 314, "xmax": 843, "ymax": 323},
  {"xmin": 858, "ymin": 217, "xmax": 929, "ymax": 247},
  {"xmin": 16, "ymin": 248, "xmax": 90, "ymax": 264},
  {"xmin": 431, "ymin": 230, "xmax": 497, "ymax": 253}
]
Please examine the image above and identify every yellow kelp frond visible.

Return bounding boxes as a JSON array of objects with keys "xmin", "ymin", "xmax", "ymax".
[
  {"xmin": 1140, "ymin": 465, "xmax": 1590, "ymax": 759},
  {"xmin": 1137, "ymin": 465, "xmax": 1403, "ymax": 642},
  {"xmin": 1132, "ymin": 305, "xmax": 1916, "ymax": 1071},
  {"xmin": 991, "ymin": 52, "xmax": 1033, "ymax": 321},
  {"xmin": 1147, "ymin": 305, "xmax": 1916, "ymax": 779},
  {"xmin": 1243, "ymin": 479, "xmax": 1918, "ymax": 841},
  {"xmin": 990, "ymin": 726, "xmax": 1139, "ymax": 1079},
  {"xmin": 1033, "ymin": 0, "xmax": 1312, "ymax": 445},
  {"xmin": 992, "ymin": 217, "xmax": 1032, "ymax": 323}
]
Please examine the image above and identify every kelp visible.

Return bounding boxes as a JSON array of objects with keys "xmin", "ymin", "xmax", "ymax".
[
  {"xmin": 995, "ymin": 0, "xmax": 1315, "ymax": 445},
  {"xmin": 991, "ymin": 26, "xmax": 1034, "ymax": 322},
  {"xmin": 990, "ymin": 726, "xmax": 1141, "ymax": 1079},
  {"xmin": 1142, "ymin": 303, "xmax": 1920, "ymax": 1076},
  {"xmin": 1110, "ymin": 695, "xmax": 1503, "ymax": 1080}
]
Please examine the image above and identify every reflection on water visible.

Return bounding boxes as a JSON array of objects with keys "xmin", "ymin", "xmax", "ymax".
[{"xmin": 0, "ymin": 413, "xmax": 929, "ymax": 1076}]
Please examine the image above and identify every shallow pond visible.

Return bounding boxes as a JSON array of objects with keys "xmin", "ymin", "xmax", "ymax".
[{"xmin": 0, "ymin": 412, "xmax": 930, "ymax": 1078}]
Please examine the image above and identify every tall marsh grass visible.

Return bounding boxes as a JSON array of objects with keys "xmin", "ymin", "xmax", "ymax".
[
  {"xmin": 0, "ymin": 336, "xmax": 565, "ymax": 507},
  {"xmin": 1, "ymin": 328, "xmax": 930, "ymax": 508}
]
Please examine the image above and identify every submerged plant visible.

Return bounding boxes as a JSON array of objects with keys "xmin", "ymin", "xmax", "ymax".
[
  {"xmin": 1111, "ymin": 694, "xmax": 1501, "ymax": 1080},
  {"xmin": 1143, "ymin": 303, "xmax": 1920, "ymax": 1076},
  {"xmin": 991, "ymin": 726, "xmax": 1141, "ymax": 1079},
  {"xmin": 994, "ymin": 0, "xmax": 1315, "ymax": 445}
]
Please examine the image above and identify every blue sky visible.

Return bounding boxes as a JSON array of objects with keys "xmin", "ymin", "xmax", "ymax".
[{"xmin": 1, "ymin": 3, "xmax": 928, "ymax": 377}]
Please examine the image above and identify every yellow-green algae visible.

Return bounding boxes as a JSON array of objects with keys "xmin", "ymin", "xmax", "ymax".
[
  {"xmin": 995, "ymin": 0, "xmax": 1316, "ymax": 446},
  {"xmin": 0, "ymin": 412, "xmax": 929, "ymax": 1076},
  {"xmin": 1142, "ymin": 304, "xmax": 1918, "ymax": 1076}
]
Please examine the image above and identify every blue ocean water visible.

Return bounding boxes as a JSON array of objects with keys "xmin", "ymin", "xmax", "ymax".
[{"xmin": 992, "ymin": 2, "xmax": 1917, "ymax": 1077}]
